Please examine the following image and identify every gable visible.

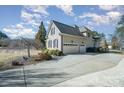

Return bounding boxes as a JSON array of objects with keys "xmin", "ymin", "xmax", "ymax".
[{"xmin": 47, "ymin": 21, "xmax": 61, "ymax": 38}]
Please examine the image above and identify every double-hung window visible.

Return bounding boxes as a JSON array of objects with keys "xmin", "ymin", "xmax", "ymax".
[
  {"xmin": 48, "ymin": 40, "xmax": 52, "ymax": 48},
  {"xmin": 53, "ymin": 39, "xmax": 58, "ymax": 48}
]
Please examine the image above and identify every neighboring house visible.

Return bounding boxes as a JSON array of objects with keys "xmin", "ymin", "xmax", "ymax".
[
  {"xmin": 79, "ymin": 26, "xmax": 100, "ymax": 48},
  {"xmin": 46, "ymin": 20, "xmax": 100, "ymax": 54},
  {"xmin": 120, "ymin": 40, "xmax": 124, "ymax": 50}
]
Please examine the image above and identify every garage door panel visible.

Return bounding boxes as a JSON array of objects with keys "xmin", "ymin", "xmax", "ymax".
[
  {"xmin": 80, "ymin": 45, "xmax": 86, "ymax": 53},
  {"xmin": 63, "ymin": 43, "xmax": 86, "ymax": 54},
  {"xmin": 63, "ymin": 46, "xmax": 79, "ymax": 54}
]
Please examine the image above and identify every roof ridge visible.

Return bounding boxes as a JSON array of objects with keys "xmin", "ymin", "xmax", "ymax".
[{"xmin": 52, "ymin": 20, "xmax": 76, "ymax": 29}]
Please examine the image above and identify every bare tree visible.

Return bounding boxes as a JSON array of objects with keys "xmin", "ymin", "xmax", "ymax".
[{"xmin": 20, "ymin": 37, "xmax": 32, "ymax": 57}]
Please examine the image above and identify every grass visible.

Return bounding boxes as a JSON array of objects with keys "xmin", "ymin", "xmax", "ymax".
[
  {"xmin": 0, "ymin": 49, "xmax": 39, "ymax": 70},
  {"xmin": 0, "ymin": 53, "xmax": 22, "ymax": 71}
]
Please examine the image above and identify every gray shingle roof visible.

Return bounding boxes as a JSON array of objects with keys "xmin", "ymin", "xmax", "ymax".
[
  {"xmin": 52, "ymin": 20, "xmax": 83, "ymax": 37},
  {"xmin": 79, "ymin": 26, "xmax": 92, "ymax": 33}
]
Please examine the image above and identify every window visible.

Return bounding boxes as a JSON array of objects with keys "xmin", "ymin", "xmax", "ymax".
[
  {"xmin": 53, "ymin": 40, "xmax": 55, "ymax": 48},
  {"xmin": 56, "ymin": 39, "xmax": 58, "ymax": 48},
  {"xmin": 48, "ymin": 41, "xmax": 50, "ymax": 48},
  {"xmin": 48, "ymin": 40, "xmax": 52, "ymax": 48},
  {"xmin": 63, "ymin": 43, "xmax": 78, "ymax": 46},
  {"xmin": 53, "ymin": 39, "xmax": 58, "ymax": 48},
  {"xmin": 51, "ymin": 27, "xmax": 55, "ymax": 35}
]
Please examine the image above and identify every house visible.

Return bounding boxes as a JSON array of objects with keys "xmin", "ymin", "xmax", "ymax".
[
  {"xmin": 120, "ymin": 40, "xmax": 124, "ymax": 50},
  {"xmin": 46, "ymin": 20, "xmax": 100, "ymax": 54}
]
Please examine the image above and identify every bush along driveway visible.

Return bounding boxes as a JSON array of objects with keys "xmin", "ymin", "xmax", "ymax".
[{"xmin": 0, "ymin": 53, "xmax": 123, "ymax": 87}]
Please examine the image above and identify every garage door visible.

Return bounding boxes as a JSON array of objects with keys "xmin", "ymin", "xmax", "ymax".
[
  {"xmin": 63, "ymin": 43, "xmax": 79, "ymax": 54},
  {"xmin": 79, "ymin": 45, "xmax": 86, "ymax": 53},
  {"xmin": 63, "ymin": 44, "xmax": 86, "ymax": 54}
]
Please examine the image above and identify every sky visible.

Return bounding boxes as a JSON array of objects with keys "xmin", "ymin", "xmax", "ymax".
[{"xmin": 0, "ymin": 5, "xmax": 124, "ymax": 39}]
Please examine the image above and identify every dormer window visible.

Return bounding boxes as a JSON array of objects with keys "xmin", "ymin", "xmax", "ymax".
[{"xmin": 51, "ymin": 27, "xmax": 55, "ymax": 35}]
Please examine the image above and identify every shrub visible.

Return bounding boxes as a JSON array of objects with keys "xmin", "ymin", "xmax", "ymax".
[
  {"xmin": 97, "ymin": 47, "xmax": 109, "ymax": 53},
  {"xmin": 34, "ymin": 55, "xmax": 43, "ymax": 61},
  {"xmin": 12, "ymin": 60, "xmax": 24, "ymax": 66},
  {"xmin": 54, "ymin": 50, "xmax": 64, "ymax": 56},
  {"xmin": 42, "ymin": 49, "xmax": 64, "ymax": 56},
  {"xmin": 86, "ymin": 47, "xmax": 96, "ymax": 52},
  {"xmin": 38, "ymin": 53, "xmax": 52, "ymax": 60},
  {"xmin": 0, "ymin": 62, "xmax": 4, "ymax": 67},
  {"xmin": 43, "ymin": 49, "xmax": 49, "ymax": 54},
  {"xmin": 36, "ymin": 52, "xmax": 52, "ymax": 61},
  {"xmin": 86, "ymin": 47, "xmax": 109, "ymax": 53}
]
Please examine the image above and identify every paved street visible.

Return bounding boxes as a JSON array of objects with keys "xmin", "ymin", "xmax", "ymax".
[{"xmin": 0, "ymin": 53, "xmax": 123, "ymax": 87}]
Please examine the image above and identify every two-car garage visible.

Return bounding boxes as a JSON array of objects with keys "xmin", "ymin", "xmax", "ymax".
[
  {"xmin": 62, "ymin": 35, "xmax": 86, "ymax": 54},
  {"xmin": 63, "ymin": 43, "xmax": 86, "ymax": 54}
]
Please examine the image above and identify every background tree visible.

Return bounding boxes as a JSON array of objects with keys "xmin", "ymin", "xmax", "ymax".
[
  {"xmin": 111, "ymin": 35, "xmax": 119, "ymax": 49},
  {"xmin": 99, "ymin": 33, "xmax": 108, "ymax": 49},
  {"xmin": 0, "ymin": 31, "xmax": 8, "ymax": 39},
  {"xmin": 35, "ymin": 22, "xmax": 46, "ymax": 49},
  {"xmin": 92, "ymin": 31, "xmax": 101, "ymax": 37},
  {"xmin": 0, "ymin": 31, "xmax": 9, "ymax": 47},
  {"xmin": 115, "ymin": 15, "xmax": 124, "ymax": 49},
  {"xmin": 92, "ymin": 31, "xmax": 101, "ymax": 48}
]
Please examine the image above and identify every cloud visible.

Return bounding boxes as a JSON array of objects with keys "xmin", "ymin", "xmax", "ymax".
[
  {"xmin": 56, "ymin": 5, "xmax": 74, "ymax": 16},
  {"xmin": 23, "ymin": 5, "xmax": 49, "ymax": 16},
  {"xmin": 21, "ymin": 11, "xmax": 40, "ymax": 26},
  {"xmin": 21, "ymin": 10, "xmax": 41, "ymax": 27},
  {"xmin": 78, "ymin": 11, "xmax": 122, "ymax": 25},
  {"xmin": 79, "ymin": 13, "xmax": 109, "ymax": 25},
  {"xmin": 3, "ymin": 23, "xmax": 36, "ymax": 39},
  {"xmin": 99, "ymin": 5, "xmax": 119, "ymax": 11},
  {"xmin": 106, "ymin": 11, "xmax": 121, "ymax": 22},
  {"xmin": 2, "ymin": 5, "xmax": 50, "ymax": 39},
  {"xmin": 21, "ymin": 6, "xmax": 49, "ymax": 27},
  {"xmin": 21, "ymin": 10, "xmax": 33, "ymax": 22}
]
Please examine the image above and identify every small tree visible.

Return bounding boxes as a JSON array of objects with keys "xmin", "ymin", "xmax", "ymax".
[
  {"xmin": 0, "ymin": 31, "xmax": 9, "ymax": 47},
  {"xmin": 92, "ymin": 31, "xmax": 101, "ymax": 48},
  {"xmin": 21, "ymin": 38, "xmax": 32, "ymax": 57},
  {"xmin": 100, "ymin": 33, "xmax": 108, "ymax": 49},
  {"xmin": 111, "ymin": 36, "xmax": 119, "ymax": 49},
  {"xmin": 100, "ymin": 39, "xmax": 108, "ymax": 48},
  {"xmin": 116, "ymin": 15, "xmax": 124, "ymax": 49},
  {"xmin": 92, "ymin": 31, "xmax": 100, "ymax": 37},
  {"xmin": 0, "ymin": 31, "xmax": 8, "ymax": 39},
  {"xmin": 35, "ymin": 22, "xmax": 46, "ymax": 49}
]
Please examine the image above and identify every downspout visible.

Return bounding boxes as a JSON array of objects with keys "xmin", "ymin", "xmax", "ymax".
[{"xmin": 61, "ymin": 35, "xmax": 63, "ymax": 51}]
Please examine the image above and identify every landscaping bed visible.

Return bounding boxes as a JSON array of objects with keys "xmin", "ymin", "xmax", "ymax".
[{"xmin": 0, "ymin": 49, "xmax": 64, "ymax": 71}]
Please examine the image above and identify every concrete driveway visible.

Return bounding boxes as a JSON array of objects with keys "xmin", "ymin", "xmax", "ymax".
[{"xmin": 0, "ymin": 53, "xmax": 123, "ymax": 87}]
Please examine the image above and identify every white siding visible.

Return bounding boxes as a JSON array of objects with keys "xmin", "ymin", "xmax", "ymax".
[
  {"xmin": 85, "ymin": 37, "xmax": 94, "ymax": 48},
  {"xmin": 46, "ymin": 23, "xmax": 62, "ymax": 51}
]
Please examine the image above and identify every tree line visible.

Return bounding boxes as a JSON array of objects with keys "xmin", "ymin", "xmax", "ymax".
[{"xmin": 111, "ymin": 15, "xmax": 124, "ymax": 50}]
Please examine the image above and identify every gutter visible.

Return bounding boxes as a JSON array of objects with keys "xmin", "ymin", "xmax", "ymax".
[{"xmin": 59, "ymin": 33, "xmax": 86, "ymax": 39}]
